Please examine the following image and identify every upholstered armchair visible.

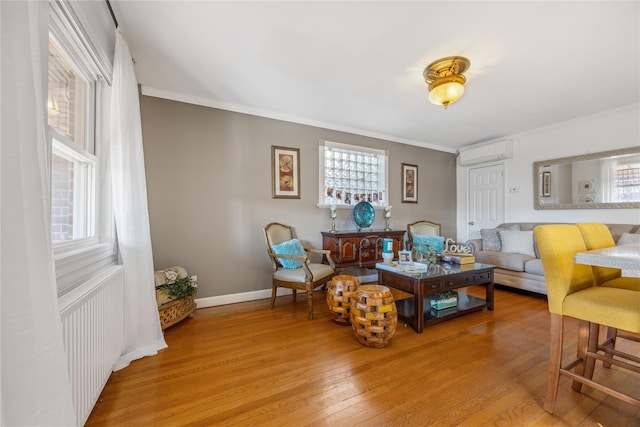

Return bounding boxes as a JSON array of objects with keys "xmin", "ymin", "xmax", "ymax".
[
  {"xmin": 264, "ymin": 222, "xmax": 336, "ymax": 320},
  {"xmin": 534, "ymin": 224, "xmax": 640, "ymax": 413},
  {"xmin": 406, "ymin": 220, "xmax": 441, "ymax": 248}
]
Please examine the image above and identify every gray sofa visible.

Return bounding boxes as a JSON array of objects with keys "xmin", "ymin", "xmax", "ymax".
[{"xmin": 465, "ymin": 222, "xmax": 640, "ymax": 295}]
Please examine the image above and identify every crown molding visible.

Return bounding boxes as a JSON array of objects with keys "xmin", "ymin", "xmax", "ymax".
[{"xmin": 140, "ymin": 86, "xmax": 456, "ymax": 154}]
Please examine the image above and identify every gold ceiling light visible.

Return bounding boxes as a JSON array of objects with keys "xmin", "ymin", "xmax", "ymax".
[{"xmin": 423, "ymin": 56, "xmax": 471, "ymax": 109}]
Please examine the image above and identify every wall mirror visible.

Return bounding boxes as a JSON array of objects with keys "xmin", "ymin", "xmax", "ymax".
[{"xmin": 533, "ymin": 146, "xmax": 640, "ymax": 210}]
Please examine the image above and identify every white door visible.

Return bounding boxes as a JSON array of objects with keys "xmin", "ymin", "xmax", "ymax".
[{"xmin": 468, "ymin": 164, "xmax": 505, "ymax": 239}]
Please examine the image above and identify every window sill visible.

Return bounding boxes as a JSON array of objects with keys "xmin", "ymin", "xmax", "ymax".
[
  {"xmin": 55, "ymin": 241, "xmax": 118, "ymax": 296},
  {"xmin": 316, "ymin": 203, "xmax": 388, "ymax": 210}
]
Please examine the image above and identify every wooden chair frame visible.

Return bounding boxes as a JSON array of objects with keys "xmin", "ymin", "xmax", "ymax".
[
  {"xmin": 546, "ymin": 316, "xmax": 640, "ymax": 412},
  {"xmin": 406, "ymin": 220, "xmax": 441, "ymax": 250},
  {"xmin": 264, "ymin": 222, "xmax": 336, "ymax": 320},
  {"xmin": 535, "ymin": 224, "xmax": 640, "ymax": 414}
]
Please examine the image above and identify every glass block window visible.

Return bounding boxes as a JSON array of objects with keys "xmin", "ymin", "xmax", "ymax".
[{"xmin": 319, "ymin": 140, "xmax": 388, "ymax": 207}]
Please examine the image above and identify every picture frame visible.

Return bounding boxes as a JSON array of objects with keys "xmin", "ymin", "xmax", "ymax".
[
  {"xmin": 542, "ymin": 171, "xmax": 551, "ymax": 197},
  {"xmin": 402, "ymin": 163, "xmax": 418, "ymax": 203},
  {"xmin": 398, "ymin": 250, "xmax": 413, "ymax": 265},
  {"xmin": 272, "ymin": 146, "xmax": 300, "ymax": 199}
]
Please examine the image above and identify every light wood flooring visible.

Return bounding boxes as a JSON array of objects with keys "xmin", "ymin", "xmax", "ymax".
[{"xmin": 86, "ymin": 286, "xmax": 640, "ymax": 426}]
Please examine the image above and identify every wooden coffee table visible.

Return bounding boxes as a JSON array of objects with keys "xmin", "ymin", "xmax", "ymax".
[{"xmin": 376, "ymin": 262, "xmax": 495, "ymax": 333}]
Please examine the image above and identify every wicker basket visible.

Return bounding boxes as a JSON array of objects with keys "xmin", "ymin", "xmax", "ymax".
[{"xmin": 158, "ymin": 296, "xmax": 197, "ymax": 330}]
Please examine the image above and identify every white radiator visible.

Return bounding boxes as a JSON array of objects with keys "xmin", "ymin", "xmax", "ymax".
[{"xmin": 59, "ymin": 265, "xmax": 124, "ymax": 426}]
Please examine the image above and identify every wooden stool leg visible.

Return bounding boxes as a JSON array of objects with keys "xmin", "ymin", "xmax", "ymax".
[
  {"xmin": 544, "ymin": 314, "xmax": 563, "ymax": 413},
  {"xmin": 572, "ymin": 321, "xmax": 595, "ymax": 392},
  {"xmin": 602, "ymin": 327, "xmax": 617, "ymax": 368}
]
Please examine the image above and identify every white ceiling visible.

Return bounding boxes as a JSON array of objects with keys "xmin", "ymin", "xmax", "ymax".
[{"xmin": 110, "ymin": 1, "xmax": 639, "ymax": 153}]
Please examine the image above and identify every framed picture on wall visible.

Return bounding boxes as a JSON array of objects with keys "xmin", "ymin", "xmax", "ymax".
[
  {"xmin": 272, "ymin": 146, "xmax": 300, "ymax": 199},
  {"xmin": 402, "ymin": 163, "xmax": 418, "ymax": 203},
  {"xmin": 542, "ymin": 171, "xmax": 551, "ymax": 197}
]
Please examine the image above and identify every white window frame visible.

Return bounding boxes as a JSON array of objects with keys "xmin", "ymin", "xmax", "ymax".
[
  {"xmin": 318, "ymin": 140, "xmax": 389, "ymax": 209},
  {"xmin": 49, "ymin": 1, "xmax": 116, "ymax": 296},
  {"xmin": 50, "ymin": 127, "xmax": 97, "ymax": 240}
]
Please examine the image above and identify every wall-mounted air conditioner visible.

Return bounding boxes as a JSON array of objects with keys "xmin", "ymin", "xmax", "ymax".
[{"xmin": 458, "ymin": 140, "xmax": 513, "ymax": 166}]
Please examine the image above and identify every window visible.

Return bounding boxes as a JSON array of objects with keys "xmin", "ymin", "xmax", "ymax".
[
  {"xmin": 615, "ymin": 162, "xmax": 640, "ymax": 202},
  {"xmin": 48, "ymin": 1, "xmax": 117, "ymax": 295},
  {"xmin": 48, "ymin": 37, "xmax": 96, "ymax": 243},
  {"xmin": 319, "ymin": 140, "xmax": 388, "ymax": 207}
]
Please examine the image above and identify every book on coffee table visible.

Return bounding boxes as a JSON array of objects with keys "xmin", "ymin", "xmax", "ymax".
[{"xmin": 440, "ymin": 253, "xmax": 475, "ymax": 264}]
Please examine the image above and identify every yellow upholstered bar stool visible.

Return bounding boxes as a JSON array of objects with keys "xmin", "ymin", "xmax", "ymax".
[
  {"xmin": 534, "ymin": 224, "xmax": 640, "ymax": 413},
  {"xmin": 576, "ymin": 223, "xmax": 640, "ymax": 366}
]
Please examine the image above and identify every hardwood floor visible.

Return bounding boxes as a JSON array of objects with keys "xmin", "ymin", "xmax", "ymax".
[{"xmin": 86, "ymin": 287, "xmax": 640, "ymax": 426}]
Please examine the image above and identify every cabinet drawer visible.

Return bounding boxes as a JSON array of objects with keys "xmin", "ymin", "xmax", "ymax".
[
  {"xmin": 444, "ymin": 273, "xmax": 476, "ymax": 287},
  {"xmin": 423, "ymin": 279, "xmax": 444, "ymax": 291},
  {"xmin": 474, "ymin": 271, "xmax": 492, "ymax": 283}
]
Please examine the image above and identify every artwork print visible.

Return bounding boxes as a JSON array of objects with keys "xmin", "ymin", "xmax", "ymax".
[
  {"xmin": 402, "ymin": 163, "xmax": 418, "ymax": 203},
  {"xmin": 272, "ymin": 146, "xmax": 300, "ymax": 199}
]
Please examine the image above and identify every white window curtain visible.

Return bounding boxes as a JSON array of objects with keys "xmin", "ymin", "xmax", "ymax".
[
  {"xmin": 600, "ymin": 157, "xmax": 618, "ymax": 203},
  {"xmin": 1, "ymin": 2, "xmax": 76, "ymax": 425},
  {"xmin": 110, "ymin": 30, "xmax": 167, "ymax": 370}
]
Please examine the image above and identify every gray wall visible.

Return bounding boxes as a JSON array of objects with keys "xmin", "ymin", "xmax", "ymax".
[{"xmin": 140, "ymin": 96, "xmax": 456, "ymax": 298}]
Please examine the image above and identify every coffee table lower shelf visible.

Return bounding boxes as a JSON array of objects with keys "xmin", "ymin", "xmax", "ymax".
[{"xmin": 395, "ymin": 293, "xmax": 489, "ymax": 327}]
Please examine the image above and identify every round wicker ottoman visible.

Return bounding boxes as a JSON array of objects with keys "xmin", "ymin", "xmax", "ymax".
[
  {"xmin": 350, "ymin": 284, "xmax": 397, "ymax": 348},
  {"xmin": 326, "ymin": 275, "xmax": 360, "ymax": 325}
]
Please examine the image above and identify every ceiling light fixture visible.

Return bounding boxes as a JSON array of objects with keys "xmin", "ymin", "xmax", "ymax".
[{"xmin": 423, "ymin": 56, "xmax": 470, "ymax": 109}]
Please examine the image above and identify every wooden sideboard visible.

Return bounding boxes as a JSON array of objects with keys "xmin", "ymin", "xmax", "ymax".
[{"xmin": 321, "ymin": 230, "xmax": 406, "ymax": 269}]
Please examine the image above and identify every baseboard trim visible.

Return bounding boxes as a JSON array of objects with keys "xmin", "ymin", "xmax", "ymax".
[{"xmin": 195, "ymin": 288, "xmax": 294, "ymax": 309}]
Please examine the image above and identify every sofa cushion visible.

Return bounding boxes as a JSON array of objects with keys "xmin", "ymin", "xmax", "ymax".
[
  {"xmin": 480, "ymin": 224, "xmax": 521, "ymax": 251},
  {"xmin": 617, "ymin": 232, "xmax": 640, "ymax": 246},
  {"xmin": 499, "ymin": 230, "xmax": 536, "ymax": 257},
  {"xmin": 475, "ymin": 250, "xmax": 535, "ymax": 272},
  {"xmin": 524, "ymin": 259, "xmax": 545, "ymax": 276}
]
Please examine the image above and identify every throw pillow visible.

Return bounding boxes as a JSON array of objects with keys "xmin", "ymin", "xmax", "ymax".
[
  {"xmin": 413, "ymin": 235, "xmax": 445, "ymax": 253},
  {"xmin": 271, "ymin": 238, "xmax": 306, "ymax": 269},
  {"xmin": 499, "ymin": 230, "xmax": 536, "ymax": 257},
  {"xmin": 480, "ymin": 224, "xmax": 520, "ymax": 252},
  {"xmin": 480, "ymin": 224, "xmax": 521, "ymax": 251},
  {"xmin": 617, "ymin": 232, "xmax": 640, "ymax": 246},
  {"xmin": 480, "ymin": 229, "xmax": 502, "ymax": 251}
]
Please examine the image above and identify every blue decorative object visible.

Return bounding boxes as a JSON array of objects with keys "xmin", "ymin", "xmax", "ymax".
[
  {"xmin": 353, "ymin": 201, "xmax": 375, "ymax": 230},
  {"xmin": 271, "ymin": 238, "xmax": 306, "ymax": 269},
  {"xmin": 414, "ymin": 235, "xmax": 445, "ymax": 253}
]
